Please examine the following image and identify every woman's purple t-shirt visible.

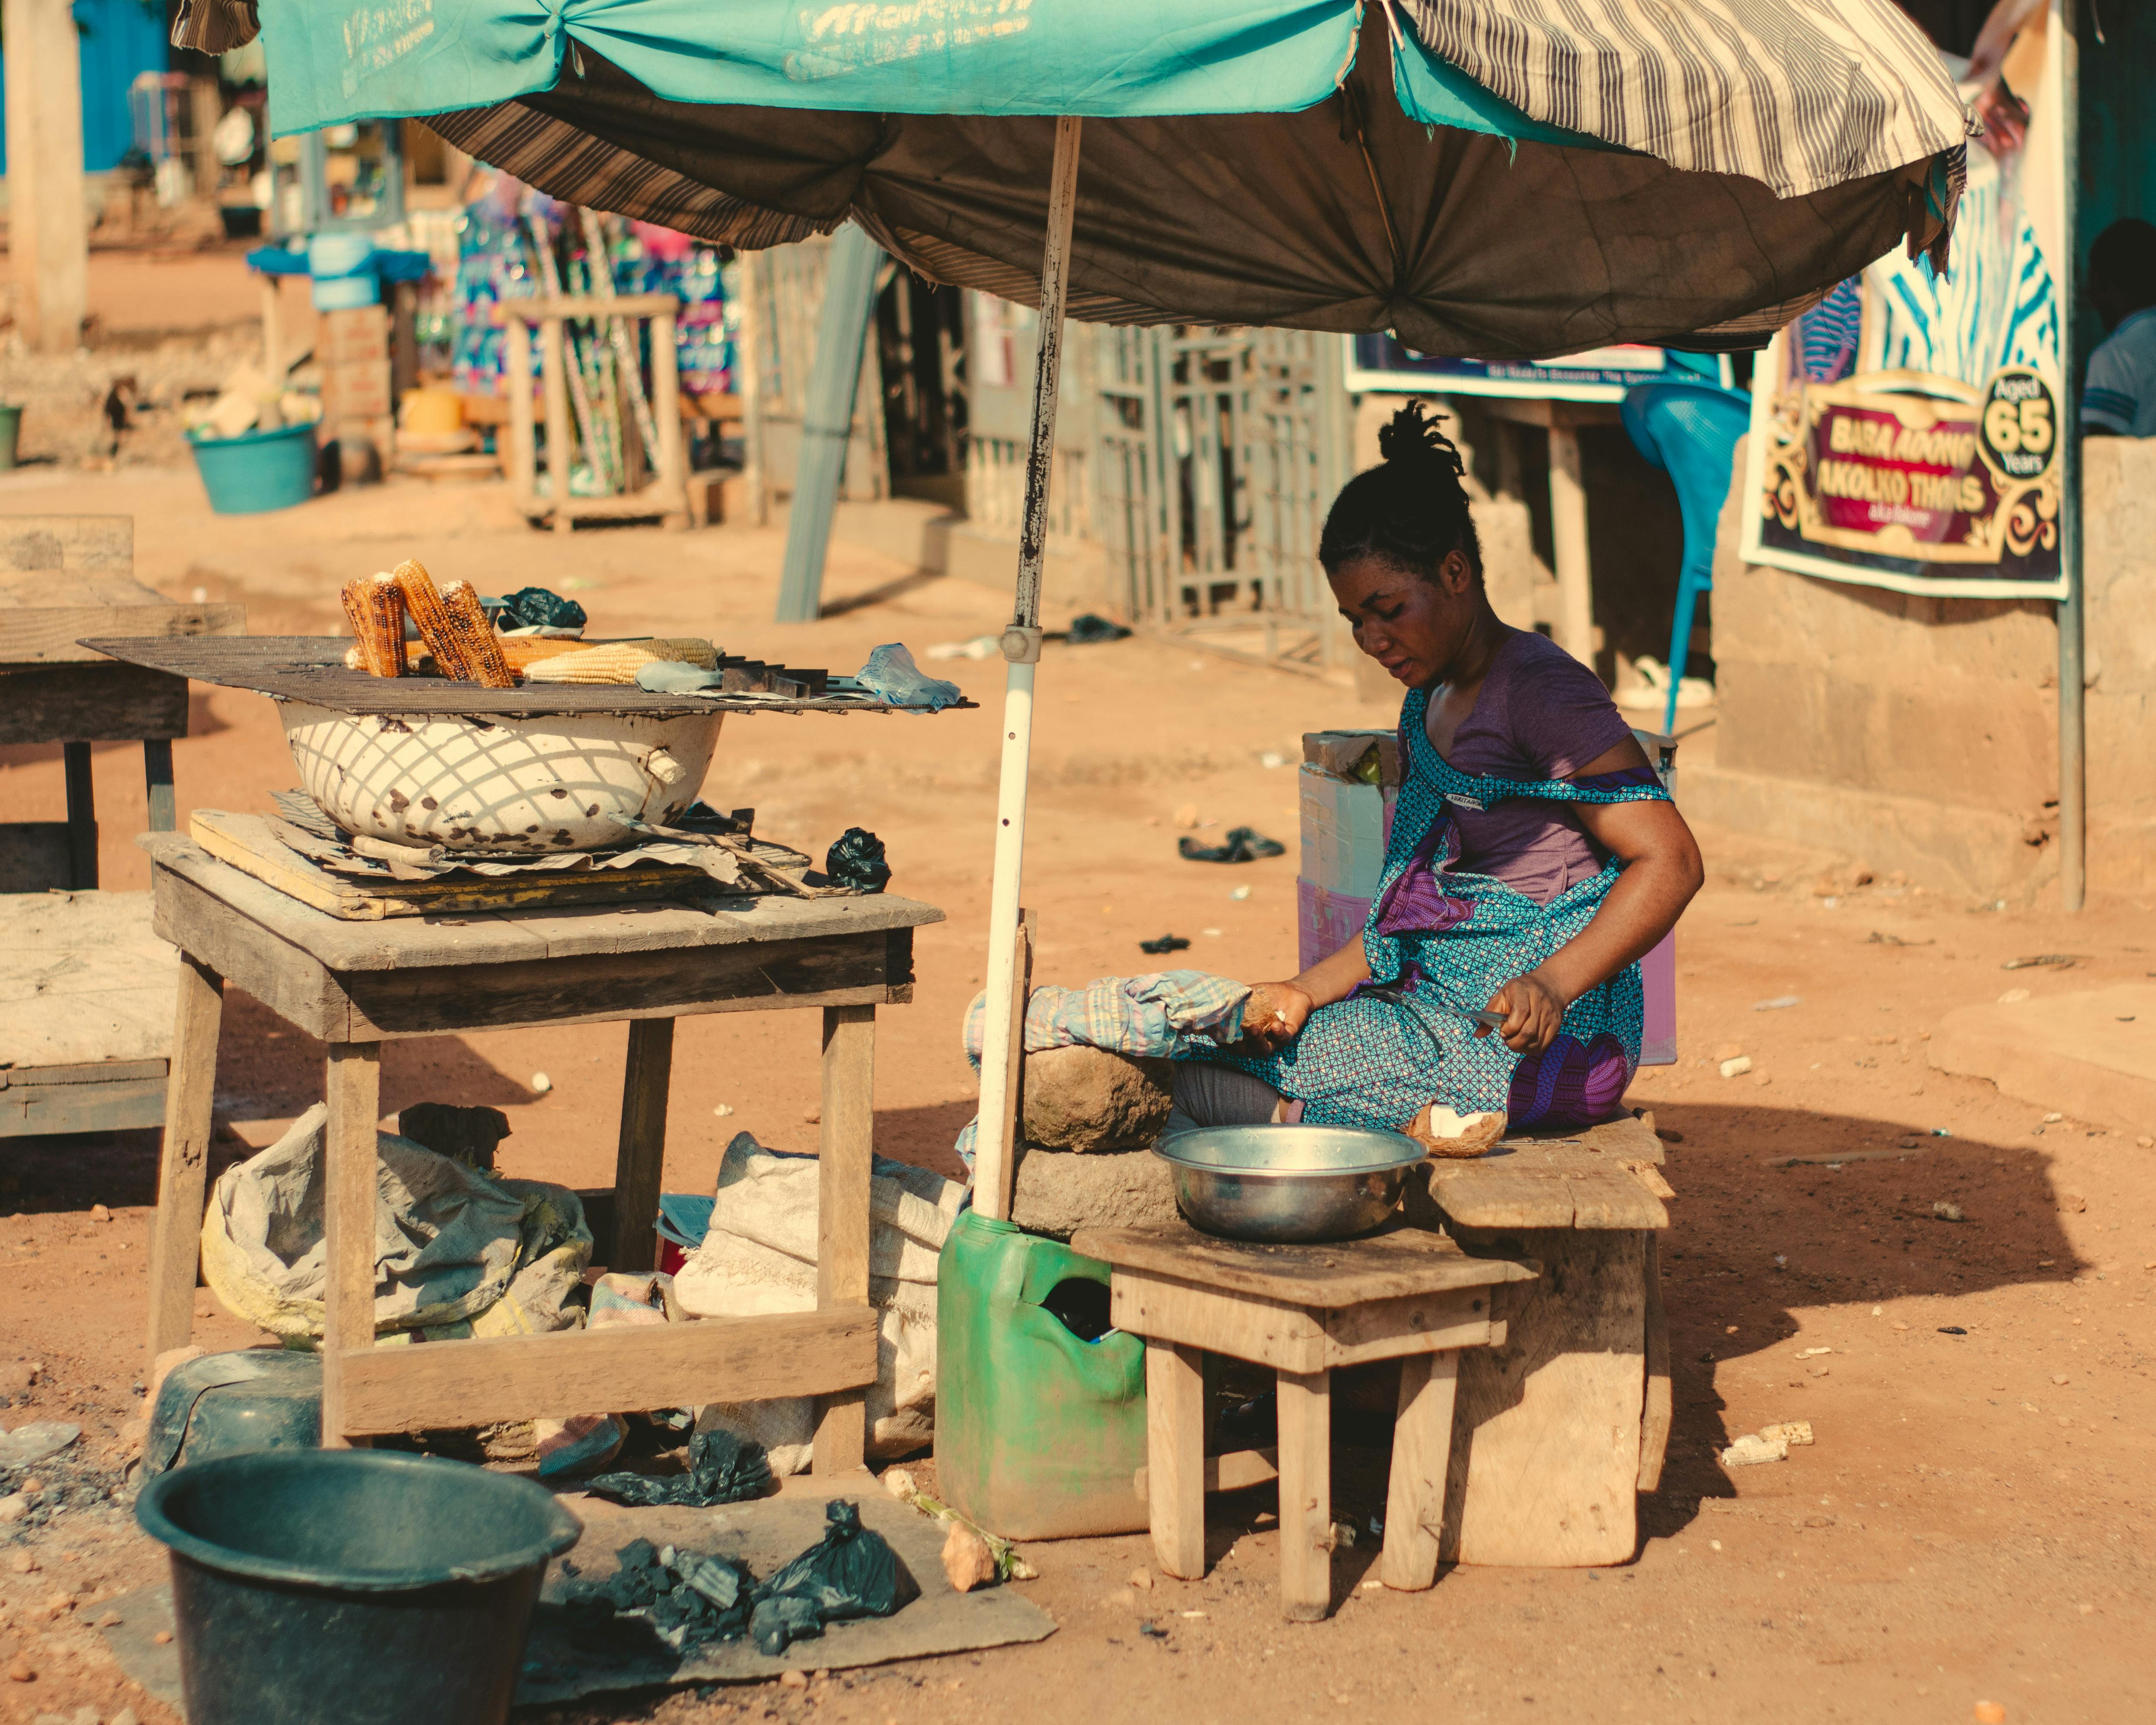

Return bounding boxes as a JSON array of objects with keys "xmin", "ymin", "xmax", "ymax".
[{"xmin": 1432, "ymin": 628, "xmax": 1636, "ymax": 905}]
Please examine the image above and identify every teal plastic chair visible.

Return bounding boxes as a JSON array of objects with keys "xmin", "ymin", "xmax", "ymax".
[{"xmin": 1620, "ymin": 381, "xmax": 1752, "ymax": 734}]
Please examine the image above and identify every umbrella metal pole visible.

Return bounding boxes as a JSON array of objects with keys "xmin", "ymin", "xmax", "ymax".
[{"xmin": 973, "ymin": 115, "xmax": 1082, "ymax": 1222}]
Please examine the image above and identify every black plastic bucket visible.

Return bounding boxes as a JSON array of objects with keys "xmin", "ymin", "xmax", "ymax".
[{"xmin": 136, "ymin": 1449, "xmax": 582, "ymax": 1725}]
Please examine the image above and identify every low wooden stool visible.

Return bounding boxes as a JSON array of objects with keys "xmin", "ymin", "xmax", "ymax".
[{"xmin": 1070, "ymin": 1220, "xmax": 1536, "ymax": 1621}]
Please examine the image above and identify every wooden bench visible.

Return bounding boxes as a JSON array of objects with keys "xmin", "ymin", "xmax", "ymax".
[
  {"xmin": 139, "ymin": 833, "xmax": 942, "ymax": 1466},
  {"xmin": 1413, "ymin": 1112, "xmax": 1675, "ymax": 1567},
  {"xmin": 0, "ymin": 514, "xmax": 242, "ymax": 1137}
]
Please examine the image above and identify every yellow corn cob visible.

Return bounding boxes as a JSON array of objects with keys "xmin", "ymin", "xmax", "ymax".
[
  {"xmin": 499, "ymin": 636, "xmax": 602, "ymax": 672},
  {"xmin": 521, "ymin": 638, "xmax": 719, "ymax": 685},
  {"xmin": 363, "ymin": 574, "xmax": 407, "ymax": 678},
  {"xmin": 440, "ymin": 579, "xmax": 517, "ymax": 689},
  {"xmin": 391, "ymin": 559, "xmax": 474, "ymax": 681}
]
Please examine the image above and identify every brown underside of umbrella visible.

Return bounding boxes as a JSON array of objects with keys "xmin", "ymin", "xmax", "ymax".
[{"xmin": 418, "ymin": 24, "xmax": 1937, "ymax": 357}]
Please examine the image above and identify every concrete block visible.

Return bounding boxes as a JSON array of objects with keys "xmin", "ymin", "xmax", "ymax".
[
  {"xmin": 1021, "ymin": 1045, "xmax": 1173, "ymax": 1153},
  {"xmin": 1928, "ymin": 983, "xmax": 2156, "ymax": 1132},
  {"xmin": 1010, "ymin": 1146, "xmax": 1181, "ymax": 1241}
]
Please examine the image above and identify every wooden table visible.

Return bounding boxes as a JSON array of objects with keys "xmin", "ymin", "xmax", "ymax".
[
  {"xmin": 1071, "ymin": 1220, "xmax": 1536, "ymax": 1621},
  {"xmin": 139, "ymin": 833, "xmax": 942, "ymax": 1468},
  {"xmin": 1413, "ymin": 1112, "xmax": 1676, "ymax": 1567},
  {"xmin": 0, "ymin": 514, "xmax": 242, "ymax": 1139}
]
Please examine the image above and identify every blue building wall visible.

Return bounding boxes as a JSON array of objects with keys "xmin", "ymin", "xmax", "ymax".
[{"xmin": 0, "ymin": 0, "xmax": 173, "ymax": 174}]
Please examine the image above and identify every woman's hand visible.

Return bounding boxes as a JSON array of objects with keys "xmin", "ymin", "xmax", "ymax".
[
  {"xmin": 1236, "ymin": 980, "xmax": 1314, "ymax": 1054},
  {"xmin": 1480, "ymin": 970, "xmax": 1567, "ymax": 1054}
]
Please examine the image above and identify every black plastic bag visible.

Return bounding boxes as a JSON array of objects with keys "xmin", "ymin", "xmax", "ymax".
[
  {"xmin": 1066, "ymin": 613, "xmax": 1131, "ymax": 643},
  {"xmin": 1178, "ymin": 826, "xmax": 1286, "ymax": 863},
  {"xmin": 824, "ymin": 828, "xmax": 892, "ymax": 893},
  {"xmin": 749, "ymin": 1500, "xmax": 915, "ymax": 1654},
  {"xmin": 499, "ymin": 586, "xmax": 588, "ymax": 632},
  {"xmin": 1138, "ymin": 933, "xmax": 1191, "ymax": 955},
  {"xmin": 583, "ymin": 1426, "xmax": 772, "ymax": 1508}
]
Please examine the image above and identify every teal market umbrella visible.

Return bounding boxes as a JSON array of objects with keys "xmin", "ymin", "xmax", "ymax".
[{"xmin": 180, "ymin": 0, "xmax": 1970, "ymax": 1211}]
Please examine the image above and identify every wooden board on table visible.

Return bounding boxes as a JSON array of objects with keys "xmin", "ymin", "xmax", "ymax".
[
  {"xmin": 188, "ymin": 809, "xmax": 733, "ymax": 921},
  {"xmin": 0, "ymin": 891, "xmax": 176, "ymax": 1068},
  {"xmin": 141, "ymin": 835, "xmax": 939, "ymax": 1042},
  {"xmin": 1424, "ymin": 1114, "xmax": 1671, "ymax": 1231},
  {"xmin": 0, "ymin": 515, "xmax": 243, "ymax": 663},
  {"xmin": 0, "ymin": 663, "xmax": 191, "ymax": 745},
  {"xmin": 1072, "ymin": 1217, "xmax": 1535, "ymax": 1308}
]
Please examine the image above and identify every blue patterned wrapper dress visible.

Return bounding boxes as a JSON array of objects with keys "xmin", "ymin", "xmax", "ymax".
[{"xmin": 1208, "ymin": 686, "xmax": 1671, "ymax": 1133}]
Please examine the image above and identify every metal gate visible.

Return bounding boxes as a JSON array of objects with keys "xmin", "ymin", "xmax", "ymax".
[{"xmin": 1096, "ymin": 325, "xmax": 1351, "ymax": 673}]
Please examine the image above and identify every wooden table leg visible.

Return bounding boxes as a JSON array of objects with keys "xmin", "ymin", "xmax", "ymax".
[
  {"xmin": 611, "ymin": 1017, "xmax": 676, "ymax": 1272},
  {"xmin": 1381, "ymin": 1351, "xmax": 1459, "ymax": 1591},
  {"xmin": 62, "ymin": 741, "xmax": 96, "ymax": 890},
  {"xmin": 1276, "ymin": 1368, "xmax": 1333, "ymax": 1621},
  {"xmin": 142, "ymin": 738, "xmax": 176, "ymax": 835},
  {"xmin": 1145, "ymin": 1338, "xmax": 1206, "ymax": 1579},
  {"xmin": 813, "ymin": 1003, "xmax": 874, "ymax": 1474},
  {"xmin": 144, "ymin": 954, "xmax": 223, "ymax": 1372},
  {"xmin": 320, "ymin": 1041, "xmax": 381, "ymax": 1449}
]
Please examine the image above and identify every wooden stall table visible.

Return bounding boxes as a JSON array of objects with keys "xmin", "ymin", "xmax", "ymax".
[
  {"xmin": 0, "ymin": 515, "xmax": 242, "ymax": 1138},
  {"xmin": 1415, "ymin": 1112, "xmax": 1676, "ymax": 1567},
  {"xmin": 138, "ymin": 832, "xmax": 942, "ymax": 1468},
  {"xmin": 1070, "ymin": 1220, "xmax": 1536, "ymax": 1621}
]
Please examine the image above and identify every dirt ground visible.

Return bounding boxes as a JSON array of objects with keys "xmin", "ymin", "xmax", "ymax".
[{"xmin": 1, "ymin": 303, "xmax": 2153, "ymax": 1721}]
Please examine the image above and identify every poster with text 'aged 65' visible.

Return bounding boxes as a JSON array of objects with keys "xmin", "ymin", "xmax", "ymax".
[{"xmin": 1741, "ymin": 14, "xmax": 2068, "ymax": 601}]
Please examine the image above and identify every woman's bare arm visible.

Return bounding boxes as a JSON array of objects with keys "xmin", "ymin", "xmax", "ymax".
[
  {"xmin": 1237, "ymin": 936, "xmax": 1371, "ymax": 1053},
  {"xmin": 1485, "ymin": 738, "xmax": 1704, "ymax": 1052}
]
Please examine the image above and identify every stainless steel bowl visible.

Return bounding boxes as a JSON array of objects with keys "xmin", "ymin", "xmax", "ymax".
[{"xmin": 1151, "ymin": 1125, "xmax": 1429, "ymax": 1243}]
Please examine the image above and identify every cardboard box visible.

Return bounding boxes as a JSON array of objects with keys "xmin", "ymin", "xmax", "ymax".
[
  {"xmin": 1296, "ymin": 878, "xmax": 1372, "ymax": 972},
  {"xmin": 1299, "ymin": 763, "xmax": 1391, "ymax": 898},
  {"xmin": 1303, "ymin": 728, "xmax": 1401, "ymax": 786},
  {"xmin": 321, "ymin": 359, "xmax": 393, "ymax": 422},
  {"xmin": 320, "ymin": 304, "xmax": 390, "ymax": 367}
]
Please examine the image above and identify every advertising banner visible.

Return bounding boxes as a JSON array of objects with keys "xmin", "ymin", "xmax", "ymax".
[
  {"xmin": 1344, "ymin": 334, "xmax": 1709, "ymax": 404},
  {"xmin": 1739, "ymin": 9, "xmax": 2068, "ymax": 599}
]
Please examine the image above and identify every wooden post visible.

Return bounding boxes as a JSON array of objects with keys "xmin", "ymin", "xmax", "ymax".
[
  {"xmin": 736, "ymin": 257, "xmax": 769, "ymax": 526},
  {"xmin": 144, "ymin": 955, "xmax": 224, "ymax": 1371},
  {"xmin": 3, "ymin": 0, "xmax": 87, "ymax": 355},
  {"xmin": 1275, "ymin": 1368, "xmax": 1332, "ymax": 1621},
  {"xmin": 775, "ymin": 224, "xmax": 885, "ymax": 621},
  {"xmin": 1548, "ymin": 424, "xmax": 1594, "ymax": 667},
  {"xmin": 541, "ymin": 313, "xmax": 574, "ymax": 535},
  {"xmin": 651, "ymin": 304, "xmax": 689, "ymax": 530},
  {"xmin": 1380, "ymin": 1352, "xmax": 1458, "ymax": 1591},
  {"xmin": 611, "ymin": 1017, "xmax": 675, "ymax": 1272},
  {"xmin": 261, "ymin": 277, "xmax": 285, "ymax": 382},
  {"xmin": 1145, "ymin": 1339, "xmax": 1207, "ymax": 1579},
  {"xmin": 320, "ymin": 1041, "xmax": 382, "ymax": 1448},
  {"xmin": 505, "ymin": 315, "xmax": 537, "ymax": 509},
  {"xmin": 813, "ymin": 1003, "xmax": 875, "ymax": 1474}
]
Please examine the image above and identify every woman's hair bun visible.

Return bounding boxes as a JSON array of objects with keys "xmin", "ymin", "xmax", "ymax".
[
  {"xmin": 1318, "ymin": 397, "xmax": 1482, "ymax": 584},
  {"xmin": 1376, "ymin": 400, "xmax": 1465, "ymax": 478}
]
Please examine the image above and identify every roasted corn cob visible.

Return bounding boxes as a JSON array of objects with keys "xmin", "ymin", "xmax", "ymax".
[
  {"xmin": 364, "ymin": 573, "xmax": 407, "ymax": 678},
  {"xmin": 521, "ymin": 638, "xmax": 720, "ymax": 685},
  {"xmin": 391, "ymin": 559, "xmax": 474, "ymax": 681},
  {"xmin": 339, "ymin": 575, "xmax": 406, "ymax": 677},
  {"xmin": 440, "ymin": 579, "xmax": 518, "ymax": 689}
]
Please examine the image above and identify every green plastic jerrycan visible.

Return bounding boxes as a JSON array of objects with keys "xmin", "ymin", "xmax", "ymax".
[{"xmin": 934, "ymin": 1209, "xmax": 1149, "ymax": 1540}]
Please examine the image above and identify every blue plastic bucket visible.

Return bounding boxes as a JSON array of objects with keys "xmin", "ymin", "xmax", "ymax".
[{"xmin": 188, "ymin": 420, "xmax": 318, "ymax": 514}]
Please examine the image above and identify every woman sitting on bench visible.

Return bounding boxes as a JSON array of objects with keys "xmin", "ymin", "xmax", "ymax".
[{"xmin": 1173, "ymin": 403, "xmax": 1704, "ymax": 1150}]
